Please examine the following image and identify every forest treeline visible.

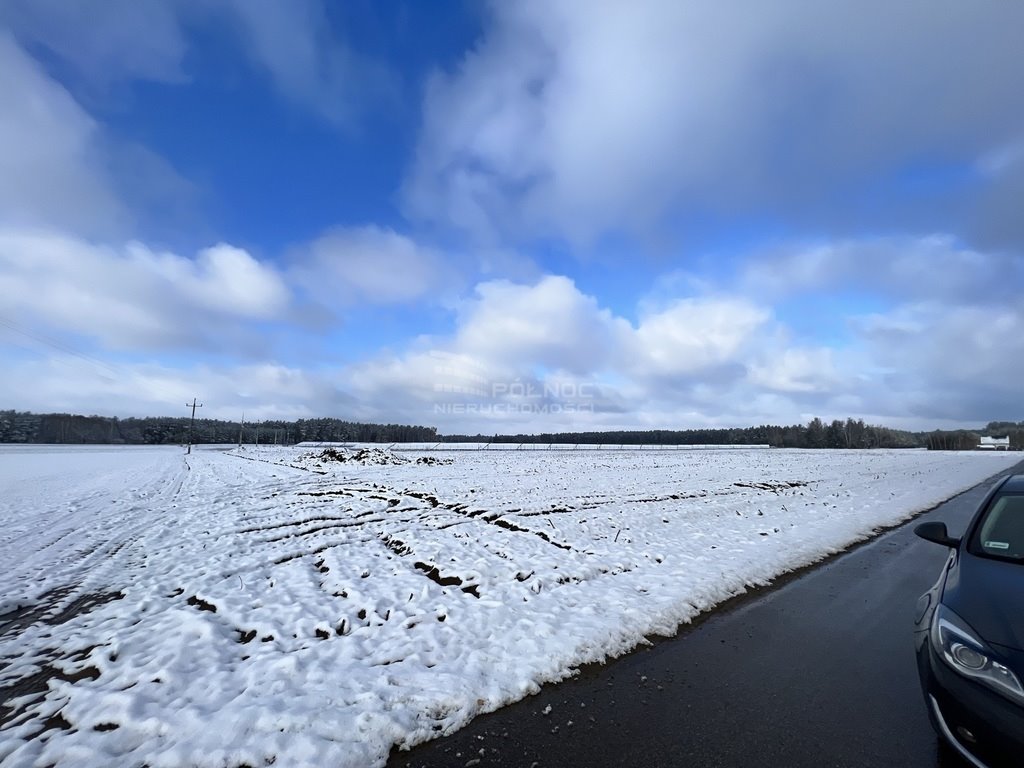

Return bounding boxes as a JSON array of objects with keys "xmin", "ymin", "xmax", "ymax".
[
  {"xmin": 0, "ymin": 411, "xmax": 437, "ymax": 445},
  {"xmin": 448, "ymin": 420, "xmax": 1024, "ymax": 450},
  {"xmin": 444, "ymin": 417, "xmax": 921, "ymax": 448},
  {"xmin": 1, "ymin": 411, "xmax": 1019, "ymax": 450}
]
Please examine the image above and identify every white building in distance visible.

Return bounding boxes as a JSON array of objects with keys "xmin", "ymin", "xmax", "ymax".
[{"xmin": 979, "ymin": 435, "xmax": 1011, "ymax": 450}]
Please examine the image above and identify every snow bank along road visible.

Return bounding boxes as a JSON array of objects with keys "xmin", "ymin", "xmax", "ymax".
[{"xmin": 0, "ymin": 445, "xmax": 1018, "ymax": 767}]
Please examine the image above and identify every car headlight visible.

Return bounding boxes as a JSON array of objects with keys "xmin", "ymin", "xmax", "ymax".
[{"xmin": 931, "ymin": 604, "xmax": 1024, "ymax": 705}]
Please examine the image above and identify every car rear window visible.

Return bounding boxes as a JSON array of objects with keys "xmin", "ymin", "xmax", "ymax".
[{"xmin": 970, "ymin": 493, "xmax": 1024, "ymax": 561}]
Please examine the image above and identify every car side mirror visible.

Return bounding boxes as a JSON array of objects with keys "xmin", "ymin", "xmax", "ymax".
[{"xmin": 915, "ymin": 521, "xmax": 961, "ymax": 549}]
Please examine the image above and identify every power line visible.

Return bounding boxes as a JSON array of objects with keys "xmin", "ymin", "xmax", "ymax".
[{"xmin": 0, "ymin": 315, "xmax": 121, "ymax": 381}]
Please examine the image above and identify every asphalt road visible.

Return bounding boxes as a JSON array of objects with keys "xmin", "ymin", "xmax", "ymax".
[{"xmin": 388, "ymin": 461, "xmax": 1024, "ymax": 768}]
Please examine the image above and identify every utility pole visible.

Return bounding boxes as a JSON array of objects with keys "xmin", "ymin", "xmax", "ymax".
[
  {"xmin": 238, "ymin": 412, "xmax": 245, "ymax": 449},
  {"xmin": 185, "ymin": 398, "xmax": 203, "ymax": 454},
  {"xmin": 255, "ymin": 421, "xmax": 260, "ymax": 447}
]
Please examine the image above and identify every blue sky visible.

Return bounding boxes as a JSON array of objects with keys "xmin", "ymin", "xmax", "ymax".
[{"xmin": 1, "ymin": 1, "xmax": 1022, "ymax": 432}]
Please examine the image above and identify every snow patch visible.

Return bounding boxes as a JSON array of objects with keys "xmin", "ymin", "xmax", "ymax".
[{"xmin": 0, "ymin": 445, "xmax": 1018, "ymax": 767}]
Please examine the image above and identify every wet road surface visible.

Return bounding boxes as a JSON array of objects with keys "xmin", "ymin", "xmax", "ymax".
[{"xmin": 388, "ymin": 462, "xmax": 1024, "ymax": 768}]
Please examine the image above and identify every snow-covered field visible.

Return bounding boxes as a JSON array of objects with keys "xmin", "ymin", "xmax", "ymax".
[{"xmin": 0, "ymin": 445, "xmax": 1018, "ymax": 767}]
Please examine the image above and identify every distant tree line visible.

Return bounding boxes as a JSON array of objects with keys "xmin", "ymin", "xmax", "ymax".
[
  {"xmin": 0, "ymin": 411, "xmax": 437, "ymax": 445},
  {"xmin": 925, "ymin": 431, "xmax": 980, "ymax": 450},
  {"xmin": 443, "ymin": 418, "xmax": 926, "ymax": 449},
  {"xmin": 4, "ymin": 410, "xmax": 1019, "ymax": 450}
]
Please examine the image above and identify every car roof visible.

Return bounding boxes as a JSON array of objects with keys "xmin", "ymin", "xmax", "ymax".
[{"xmin": 999, "ymin": 474, "xmax": 1024, "ymax": 493}]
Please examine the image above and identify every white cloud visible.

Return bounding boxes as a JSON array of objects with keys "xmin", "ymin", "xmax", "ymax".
[
  {"xmin": 0, "ymin": 32, "xmax": 199, "ymax": 243},
  {"xmin": 731, "ymin": 234, "xmax": 1024, "ymax": 420},
  {"xmin": 742, "ymin": 235, "xmax": 1022, "ymax": 304},
  {"xmin": 454, "ymin": 276, "xmax": 628, "ymax": 374},
  {"xmin": 972, "ymin": 147, "xmax": 1024, "ymax": 251},
  {"xmin": 977, "ymin": 137, "xmax": 1024, "ymax": 178},
  {"xmin": 0, "ymin": 34, "xmax": 126, "ymax": 237},
  {"xmin": 1, "ymin": 0, "xmax": 394, "ymax": 127},
  {"xmin": 0, "ymin": 230, "xmax": 289, "ymax": 351},
  {"xmin": 292, "ymin": 226, "xmax": 457, "ymax": 306},
  {"xmin": 176, "ymin": 243, "xmax": 290, "ymax": 317},
  {"xmin": 747, "ymin": 347, "xmax": 838, "ymax": 394},
  {"xmin": 854, "ymin": 301, "xmax": 1024, "ymax": 419},
  {"xmin": 856, "ymin": 301, "xmax": 1024, "ymax": 385},
  {"xmin": 629, "ymin": 298, "xmax": 768, "ymax": 378},
  {"xmin": 216, "ymin": 0, "xmax": 396, "ymax": 126},
  {"xmin": 406, "ymin": 1, "xmax": 1024, "ymax": 243},
  {"xmin": 0, "ymin": 0, "xmax": 187, "ymax": 87}
]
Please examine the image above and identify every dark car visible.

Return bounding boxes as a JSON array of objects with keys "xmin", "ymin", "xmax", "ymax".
[{"xmin": 914, "ymin": 474, "xmax": 1024, "ymax": 767}]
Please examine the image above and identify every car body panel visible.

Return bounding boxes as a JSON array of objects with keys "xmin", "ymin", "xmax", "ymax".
[{"xmin": 942, "ymin": 554, "xmax": 1024, "ymax": 650}]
